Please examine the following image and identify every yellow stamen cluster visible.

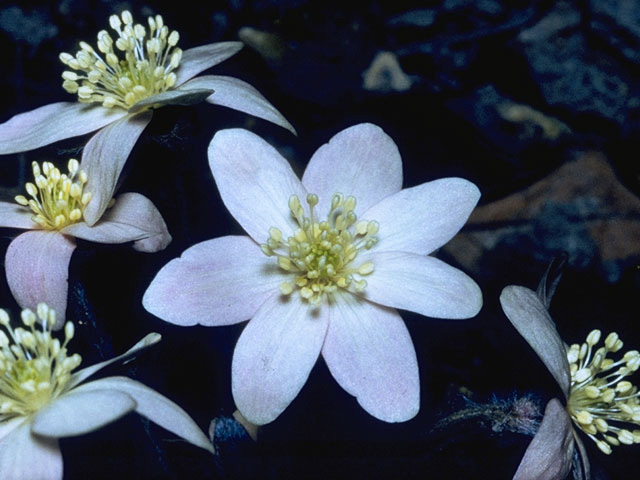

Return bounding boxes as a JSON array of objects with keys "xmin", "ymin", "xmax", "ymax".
[
  {"xmin": 0, "ymin": 304, "xmax": 81, "ymax": 419},
  {"xmin": 567, "ymin": 329, "xmax": 640, "ymax": 454},
  {"xmin": 15, "ymin": 160, "xmax": 91, "ymax": 230},
  {"xmin": 59, "ymin": 10, "xmax": 182, "ymax": 109},
  {"xmin": 261, "ymin": 193, "xmax": 379, "ymax": 305}
]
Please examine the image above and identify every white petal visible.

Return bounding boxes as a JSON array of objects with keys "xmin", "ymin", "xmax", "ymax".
[
  {"xmin": 175, "ymin": 41, "xmax": 244, "ymax": 86},
  {"xmin": 359, "ymin": 251, "xmax": 482, "ymax": 319},
  {"xmin": 70, "ymin": 376, "xmax": 214, "ymax": 453},
  {"xmin": 572, "ymin": 431, "xmax": 591, "ymax": 480},
  {"xmin": 182, "ymin": 75, "xmax": 296, "ymax": 134},
  {"xmin": 81, "ymin": 112, "xmax": 153, "ymax": 226},
  {"xmin": 0, "ymin": 201, "xmax": 36, "ymax": 229},
  {"xmin": 363, "ymin": 177, "xmax": 480, "ymax": 255},
  {"xmin": 128, "ymin": 88, "xmax": 213, "ymax": 114},
  {"xmin": 322, "ymin": 293, "xmax": 419, "ymax": 422},
  {"xmin": 67, "ymin": 333, "xmax": 161, "ymax": 390},
  {"xmin": 302, "ymin": 124, "xmax": 402, "ymax": 215},
  {"xmin": 500, "ymin": 286, "xmax": 571, "ymax": 398},
  {"xmin": 208, "ymin": 128, "xmax": 307, "ymax": 243},
  {"xmin": 0, "ymin": 421, "xmax": 62, "ymax": 480},
  {"xmin": 514, "ymin": 399, "xmax": 574, "ymax": 480},
  {"xmin": 232, "ymin": 293, "xmax": 329, "ymax": 425},
  {"xmin": 0, "ymin": 102, "xmax": 126, "ymax": 154},
  {"xmin": 143, "ymin": 236, "xmax": 281, "ymax": 326}
]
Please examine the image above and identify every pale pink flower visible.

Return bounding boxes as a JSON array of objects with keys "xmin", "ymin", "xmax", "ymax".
[
  {"xmin": 144, "ymin": 123, "xmax": 482, "ymax": 425},
  {"xmin": 0, "ymin": 303, "xmax": 213, "ymax": 480},
  {"xmin": 0, "ymin": 10, "xmax": 295, "ymax": 226},
  {"xmin": 0, "ymin": 158, "xmax": 171, "ymax": 328}
]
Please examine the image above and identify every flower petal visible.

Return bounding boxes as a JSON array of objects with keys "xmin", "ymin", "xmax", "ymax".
[
  {"xmin": 500, "ymin": 286, "xmax": 571, "ymax": 397},
  {"xmin": 208, "ymin": 128, "xmax": 307, "ymax": 243},
  {"xmin": 70, "ymin": 376, "xmax": 214, "ymax": 453},
  {"xmin": 513, "ymin": 399, "xmax": 574, "ymax": 480},
  {"xmin": 182, "ymin": 75, "xmax": 296, "ymax": 134},
  {"xmin": 232, "ymin": 293, "xmax": 329, "ymax": 425},
  {"xmin": 572, "ymin": 431, "xmax": 591, "ymax": 480},
  {"xmin": 67, "ymin": 333, "xmax": 161, "ymax": 390},
  {"xmin": 128, "ymin": 88, "xmax": 214, "ymax": 114},
  {"xmin": 175, "ymin": 41, "xmax": 243, "ymax": 86},
  {"xmin": 81, "ymin": 112, "xmax": 153, "ymax": 226},
  {"xmin": 5, "ymin": 231, "xmax": 75, "ymax": 329},
  {"xmin": 143, "ymin": 236, "xmax": 281, "ymax": 326},
  {"xmin": 359, "ymin": 251, "xmax": 482, "ymax": 319},
  {"xmin": 0, "ymin": 102, "xmax": 127, "ymax": 155},
  {"xmin": 0, "ymin": 201, "xmax": 36, "ymax": 229},
  {"xmin": 31, "ymin": 389, "xmax": 136, "ymax": 437},
  {"xmin": 363, "ymin": 177, "xmax": 480, "ymax": 255},
  {"xmin": 322, "ymin": 293, "xmax": 419, "ymax": 422},
  {"xmin": 302, "ymin": 124, "xmax": 402, "ymax": 215},
  {"xmin": 63, "ymin": 193, "xmax": 171, "ymax": 252},
  {"xmin": 0, "ymin": 421, "xmax": 62, "ymax": 480}
]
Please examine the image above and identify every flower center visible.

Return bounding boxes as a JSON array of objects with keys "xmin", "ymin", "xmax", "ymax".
[
  {"xmin": 566, "ymin": 329, "xmax": 640, "ymax": 454},
  {"xmin": 0, "ymin": 304, "xmax": 81, "ymax": 418},
  {"xmin": 260, "ymin": 193, "xmax": 379, "ymax": 305},
  {"xmin": 59, "ymin": 10, "xmax": 182, "ymax": 109},
  {"xmin": 15, "ymin": 160, "xmax": 92, "ymax": 230}
]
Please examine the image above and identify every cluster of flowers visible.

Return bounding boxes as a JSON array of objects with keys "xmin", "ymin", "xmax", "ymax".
[{"xmin": 0, "ymin": 10, "xmax": 637, "ymax": 480}]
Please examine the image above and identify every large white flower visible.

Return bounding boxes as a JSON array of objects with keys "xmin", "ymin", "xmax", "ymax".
[
  {"xmin": 0, "ymin": 10, "xmax": 295, "ymax": 226},
  {"xmin": 143, "ymin": 123, "xmax": 483, "ymax": 425},
  {"xmin": 0, "ymin": 303, "xmax": 213, "ymax": 480}
]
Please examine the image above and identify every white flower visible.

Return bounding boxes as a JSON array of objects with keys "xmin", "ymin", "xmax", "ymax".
[
  {"xmin": 143, "ymin": 123, "xmax": 482, "ymax": 425},
  {"xmin": 0, "ymin": 303, "xmax": 213, "ymax": 480}
]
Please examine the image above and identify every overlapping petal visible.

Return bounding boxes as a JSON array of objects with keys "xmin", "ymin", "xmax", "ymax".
[
  {"xmin": 128, "ymin": 88, "xmax": 214, "ymax": 114},
  {"xmin": 359, "ymin": 251, "xmax": 482, "ymax": 319},
  {"xmin": 5, "ymin": 231, "xmax": 76, "ymax": 329},
  {"xmin": 208, "ymin": 129, "xmax": 307, "ymax": 243},
  {"xmin": 302, "ymin": 123, "xmax": 403, "ymax": 215},
  {"xmin": 175, "ymin": 41, "xmax": 244, "ymax": 86},
  {"xmin": 322, "ymin": 293, "xmax": 419, "ymax": 422},
  {"xmin": 363, "ymin": 177, "xmax": 480, "ymax": 255},
  {"xmin": 143, "ymin": 236, "xmax": 281, "ymax": 326},
  {"xmin": 0, "ymin": 202, "xmax": 36, "ymax": 229},
  {"xmin": 0, "ymin": 421, "xmax": 62, "ymax": 480},
  {"xmin": 232, "ymin": 293, "xmax": 329, "ymax": 425}
]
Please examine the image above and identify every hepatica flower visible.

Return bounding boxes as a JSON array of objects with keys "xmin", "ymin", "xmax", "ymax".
[
  {"xmin": 0, "ymin": 303, "xmax": 213, "ymax": 479},
  {"xmin": 0, "ymin": 159, "xmax": 170, "ymax": 328},
  {"xmin": 500, "ymin": 286, "xmax": 640, "ymax": 480},
  {"xmin": 143, "ymin": 123, "xmax": 482, "ymax": 425},
  {"xmin": 0, "ymin": 10, "xmax": 295, "ymax": 225}
]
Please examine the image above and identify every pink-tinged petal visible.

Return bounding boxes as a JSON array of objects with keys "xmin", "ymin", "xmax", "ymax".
[
  {"xmin": 0, "ymin": 102, "xmax": 126, "ymax": 155},
  {"xmin": 232, "ymin": 293, "xmax": 329, "ymax": 425},
  {"xmin": 128, "ymin": 88, "xmax": 214, "ymax": 114},
  {"xmin": 302, "ymin": 124, "xmax": 402, "ymax": 215},
  {"xmin": 322, "ymin": 293, "xmax": 419, "ymax": 422},
  {"xmin": 500, "ymin": 286, "xmax": 571, "ymax": 398},
  {"xmin": 63, "ymin": 193, "xmax": 171, "ymax": 252},
  {"xmin": 71, "ymin": 376, "xmax": 214, "ymax": 453},
  {"xmin": 0, "ymin": 420, "xmax": 62, "ymax": 480},
  {"xmin": 67, "ymin": 333, "xmax": 161, "ymax": 390},
  {"xmin": 363, "ymin": 178, "xmax": 480, "ymax": 255},
  {"xmin": 182, "ymin": 75, "xmax": 296, "ymax": 134},
  {"xmin": 175, "ymin": 41, "xmax": 243, "ymax": 86},
  {"xmin": 514, "ymin": 399, "xmax": 574, "ymax": 480},
  {"xmin": 208, "ymin": 129, "xmax": 307, "ymax": 243},
  {"xmin": 143, "ymin": 236, "xmax": 281, "ymax": 327},
  {"xmin": 0, "ymin": 202, "xmax": 36, "ymax": 229},
  {"xmin": 5, "ymin": 231, "xmax": 75, "ymax": 330},
  {"xmin": 572, "ymin": 431, "xmax": 591, "ymax": 480},
  {"xmin": 81, "ymin": 112, "xmax": 153, "ymax": 226},
  {"xmin": 32, "ymin": 390, "xmax": 135, "ymax": 438},
  {"xmin": 359, "ymin": 251, "xmax": 482, "ymax": 319}
]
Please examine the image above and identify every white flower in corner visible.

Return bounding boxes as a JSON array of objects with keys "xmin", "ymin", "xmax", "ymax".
[
  {"xmin": 0, "ymin": 10, "xmax": 296, "ymax": 226},
  {"xmin": 0, "ymin": 303, "xmax": 213, "ymax": 480},
  {"xmin": 143, "ymin": 123, "xmax": 483, "ymax": 425},
  {"xmin": 500, "ymin": 286, "xmax": 640, "ymax": 480}
]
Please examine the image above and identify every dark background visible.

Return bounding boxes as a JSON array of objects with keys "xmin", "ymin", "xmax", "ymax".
[{"xmin": 0, "ymin": 1, "xmax": 639, "ymax": 478}]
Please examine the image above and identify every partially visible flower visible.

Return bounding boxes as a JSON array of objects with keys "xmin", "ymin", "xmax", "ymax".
[
  {"xmin": 500, "ymin": 286, "xmax": 640, "ymax": 480},
  {"xmin": 0, "ymin": 10, "xmax": 296, "ymax": 225},
  {"xmin": 0, "ymin": 158, "xmax": 171, "ymax": 328},
  {"xmin": 0, "ymin": 303, "xmax": 213, "ymax": 480},
  {"xmin": 143, "ymin": 123, "xmax": 482, "ymax": 425}
]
